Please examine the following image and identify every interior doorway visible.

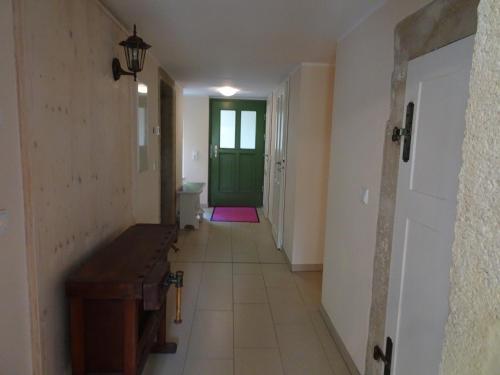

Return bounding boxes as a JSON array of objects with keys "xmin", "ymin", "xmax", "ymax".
[
  {"xmin": 384, "ymin": 35, "xmax": 474, "ymax": 375},
  {"xmin": 208, "ymin": 99, "xmax": 266, "ymax": 207},
  {"xmin": 159, "ymin": 73, "xmax": 176, "ymax": 225}
]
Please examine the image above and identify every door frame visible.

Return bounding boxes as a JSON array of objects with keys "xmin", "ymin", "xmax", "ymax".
[
  {"xmin": 365, "ymin": 1, "xmax": 478, "ymax": 374},
  {"xmin": 159, "ymin": 68, "xmax": 176, "ymax": 225},
  {"xmin": 262, "ymin": 95, "xmax": 274, "ymax": 218},
  {"xmin": 208, "ymin": 98, "xmax": 267, "ymax": 207}
]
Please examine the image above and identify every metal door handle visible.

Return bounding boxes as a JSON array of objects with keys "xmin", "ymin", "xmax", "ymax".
[
  {"xmin": 392, "ymin": 102, "xmax": 414, "ymax": 163},
  {"xmin": 213, "ymin": 145, "xmax": 218, "ymax": 158},
  {"xmin": 374, "ymin": 337, "xmax": 393, "ymax": 375}
]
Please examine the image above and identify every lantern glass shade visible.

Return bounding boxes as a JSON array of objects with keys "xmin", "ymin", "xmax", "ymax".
[{"xmin": 120, "ymin": 25, "xmax": 151, "ymax": 74}]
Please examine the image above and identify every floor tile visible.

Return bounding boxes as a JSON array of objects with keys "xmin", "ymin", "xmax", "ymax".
[
  {"xmin": 143, "ymin": 209, "xmax": 351, "ymax": 375},
  {"xmin": 188, "ymin": 310, "xmax": 233, "ymax": 360},
  {"xmin": 183, "ymin": 359, "xmax": 233, "ymax": 375},
  {"xmin": 232, "ymin": 247, "xmax": 259, "ymax": 263},
  {"xmin": 293, "ymin": 271, "xmax": 323, "ymax": 310},
  {"xmin": 234, "ymin": 304, "xmax": 277, "ymax": 348},
  {"xmin": 261, "ymin": 264, "xmax": 296, "ymax": 289},
  {"xmin": 206, "ymin": 242, "xmax": 232, "ymax": 262},
  {"xmin": 143, "ymin": 353, "xmax": 184, "ymax": 375},
  {"xmin": 197, "ymin": 277, "xmax": 233, "ymax": 310},
  {"xmin": 310, "ymin": 311, "xmax": 351, "ymax": 375},
  {"xmin": 276, "ymin": 323, "xmax": 333, "ymax": 375},
  {"xmin": 182, "ymin": 232, "xmax": 209, "ymax": 247},
  {"xmin": 202, "ymin": 262, "xmax": 233, "ymax": 280},
  {"xmin": 233, "ymin": 263, "xmax": 262, "ymax": 275},
  {"xmin": 233, "ymin": 274, "xmax": 267, "ymax": 303},
  {"xmin": 257, "ymin": 246, "xmax": 287, "ymax": 264},
  {"xmin": 254, "ymin": 234, "xmax": 276, "ymax": 248},
  {"xmin": 172, "ymin": 244, "xmax": 206, "ymax": 262},
  {"xmin": 235, "ymin": 348, "xmax": 284, "ymax": 375},
  {"xmin": 205, "ymin": 250, "xmax": 232, "ymax": 262},
  {"xmin": 267, "ymin": 287, "xmax": 310, "ymax": 324},
  {"xmin": 207, "ymin": 231, "xmax": 232, "ymax": 245}
]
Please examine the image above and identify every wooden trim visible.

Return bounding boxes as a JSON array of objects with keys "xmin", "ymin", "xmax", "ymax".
[
  {"xmin": 320, "ymin": 305, "xmax": 361, "ymax": 375},
  {"xmin": 95, "ymin": 0, "xmax": 129, "ymax": 35},
  {"xmin": 159, "ymin": 70, "xmax": 177, "ymax": 225},
  {"xmin": 290, "ymin": 263, "xmax": 323, "ymax": 272},
  {"xmin": 159, "ymin": 67, "xmax": 175, "ymax": 86},
  {"xmin": 12, "ymin": 0, "xmax": 43, "ymax": 374}
]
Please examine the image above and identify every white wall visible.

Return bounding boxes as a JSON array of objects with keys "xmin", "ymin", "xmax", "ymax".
[
  {"xmin": 182, "ymin": 96, "xmax": 210, "ymax": 205},
  {"xmin": 0, "ymin": 1, "xmax": 33, "ymax": 373},
  {"xmin": 321, "ymin": 0, "xmax": 431, "ymax": 372},
  {"xmin": 283, "ymin": 63, "xmax": 334, "ymax": 267}
]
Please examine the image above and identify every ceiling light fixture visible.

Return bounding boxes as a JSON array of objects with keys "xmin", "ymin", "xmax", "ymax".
[{"xmin": 217, "ymin": 86, "xmax": 239, "ymax": 97}]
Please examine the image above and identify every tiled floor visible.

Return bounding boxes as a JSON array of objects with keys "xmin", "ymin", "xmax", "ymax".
[{"xmin": 143, "ymin": 208, "xmax": 350, "ymax": 375}]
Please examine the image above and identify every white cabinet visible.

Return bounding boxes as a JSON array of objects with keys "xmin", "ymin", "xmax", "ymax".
[{"xmin": 178, "ymin": 182, "xmax": 205, "ymax": 229}]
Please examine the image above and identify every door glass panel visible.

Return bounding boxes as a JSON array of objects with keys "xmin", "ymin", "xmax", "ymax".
[
  {"xmin": 220, "ymin": 110, "xmax": 236, "ymax": 148},
  {"xmin": 240, "ymin": 111, "xmax": 257, "ymax": 149},
  {"xmin": 137, "ymin": 82, "xmax": 148, "ymax": 172}
]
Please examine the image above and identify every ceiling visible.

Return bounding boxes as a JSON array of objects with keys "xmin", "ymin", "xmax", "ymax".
[{"xmin": 102, "ymin": 0, "xmax": 384, "ymax": 98}]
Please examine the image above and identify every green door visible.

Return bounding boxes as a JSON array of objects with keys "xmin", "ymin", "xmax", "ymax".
[{"xmin": 209, "ymin": 99, "xmax": 266, "ymax": 207}]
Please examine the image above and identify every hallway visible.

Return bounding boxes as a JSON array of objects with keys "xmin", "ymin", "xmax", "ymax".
[{"xmin": 143, "ymin": 209, "xmax": 351, "ymax": 375}]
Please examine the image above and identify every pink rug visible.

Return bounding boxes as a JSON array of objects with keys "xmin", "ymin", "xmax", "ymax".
[{"xmin": 211, "ymin": 207, "xmax": 259, "ymax": 223}]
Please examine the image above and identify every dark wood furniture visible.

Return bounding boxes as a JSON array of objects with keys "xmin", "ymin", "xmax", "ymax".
[{"xmin": 66, "ymin": 224, "xmax": 178, "ymax": 375}]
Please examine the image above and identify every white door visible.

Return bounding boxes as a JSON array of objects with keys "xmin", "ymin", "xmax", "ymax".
[
  {"xmin": 270, "ymin": 81, "xmax": 289, "ymax": 248},
  {"xmin": 385, "ymin": 35, "xmax": 474, "ymax": 375}
]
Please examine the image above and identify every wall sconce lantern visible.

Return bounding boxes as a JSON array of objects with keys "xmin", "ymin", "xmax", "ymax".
[{"xmin": 112, "ymin": 24, "xmax": 151, "ymax": 81}]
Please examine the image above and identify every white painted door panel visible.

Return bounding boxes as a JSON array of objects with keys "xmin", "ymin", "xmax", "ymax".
[
  {"xmin": 386, "ymin": 36, "xmax": 474, "ymax": 375},
  {"xmin": 270, "ymin": 81, "xmax": 289, "ymax": 248}
]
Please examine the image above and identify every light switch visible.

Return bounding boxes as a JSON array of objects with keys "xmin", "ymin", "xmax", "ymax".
[
  {"xmin": 0, "ymin": 210, "xmax": 8, "ymax": 236},
  {"xmin": 153, "ymin": 126, "xmax": 161, "ymax": 136},
  {"xmin": 361, "ymin": 188, "xmax": 369, "ymax": 205},
  {"xmin": 192, "ymin": 150, "xmax": 199, "ymax": 161}
]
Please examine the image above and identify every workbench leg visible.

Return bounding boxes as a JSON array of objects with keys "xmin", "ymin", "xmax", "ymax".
[
  {"xmin": 152, "ymin": 301, "xmax": 177, "ymax": 354},
  {"xmin": 70, "ymin": 298, "xmax": 85, "ymax": 375},
  {"xmin": 158, "ymin": 302, "xmax": 167, "ymax": 345},
  {"xmin": 123, "ymin": 299, "xmax": 138, "ymax": 375}
]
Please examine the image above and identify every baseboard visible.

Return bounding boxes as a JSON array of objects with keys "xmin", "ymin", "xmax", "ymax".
[
  {"xmin": 282, "ymin": 249, "xmax": 323, "ymax": 272},
  {"xmin": 320, "ymin": 305, "xmax": 362, "ymax": 375},
  {"xmin": 291, "ymin": 263, "xmax": 323, "ymax": 272},
  {"xmin": 282, "ymin": 248, "xmax": 292, "ymax": 269}
]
